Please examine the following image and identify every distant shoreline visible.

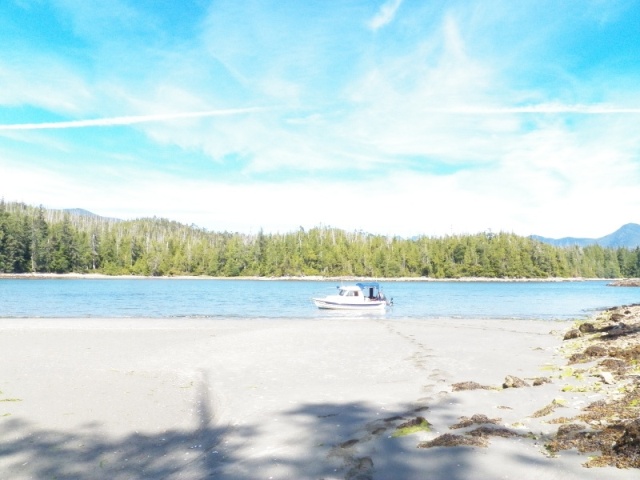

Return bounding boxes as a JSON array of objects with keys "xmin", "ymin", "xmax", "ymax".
[{"xmin": 0, "ymin": 272, "xmax": 615, "ymax": 282}]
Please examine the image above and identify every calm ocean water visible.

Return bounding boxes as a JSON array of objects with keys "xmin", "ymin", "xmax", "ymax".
[{"xmin": 1, "ymin": 278, "xmax": 639, "ymax": 321}]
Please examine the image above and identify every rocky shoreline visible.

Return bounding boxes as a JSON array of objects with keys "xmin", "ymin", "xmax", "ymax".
[
  {"xmin": 552, "ymin": 304, "xmax": 640, "ymax": 468},
  {"xmin": 608, "ymin": 279, "xmax": 640, "ymax": 287},
  {"xmin": 403, "ymin": 305, "xmax": 640, "ymax": 472},
  {"xmin": 0, "ymin": 272, "xmax": 610, "ymax": 282}
]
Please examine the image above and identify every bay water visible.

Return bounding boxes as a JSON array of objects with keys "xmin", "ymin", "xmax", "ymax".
[{"xmin": 1, "ymin": 278, "xmax": 639, "ymax": 321}]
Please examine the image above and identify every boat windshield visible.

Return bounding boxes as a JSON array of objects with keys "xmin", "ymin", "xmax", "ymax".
[{"xmin": 339, "ymin": 288, "xmax": 360, "ymax": 297}]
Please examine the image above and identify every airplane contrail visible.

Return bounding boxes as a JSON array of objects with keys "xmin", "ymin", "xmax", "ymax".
[
  {"xmin": 0, "ymin": 107, "xmax": 267, "ymax": 130},
  {"xmin": 423, "ymin": 103, "xmax": 640, "ymax": 114},
  {"xmin": 2, "ymin": 103, "xmax": 637, "ymax": 131}
]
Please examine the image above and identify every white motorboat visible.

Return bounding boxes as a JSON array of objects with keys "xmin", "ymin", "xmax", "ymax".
[{"xmin": 312, "ymin": 282, "xmax": 392, "ymax": 310}]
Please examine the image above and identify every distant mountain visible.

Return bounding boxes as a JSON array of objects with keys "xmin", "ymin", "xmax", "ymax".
[
  {"xmin": 531, "ymin": 223, "xmax": 640, "ymax": 249},
  {"xmin": 597, "ymin": 223, "xmax": 640, "ymax": 248},
  {"xmin": 62, "ymin": 208, "xmax": 122, "ymax": 223},
  {"xmin": 64, "ymin": 208, "xmax": 100, "ymax": 217}
]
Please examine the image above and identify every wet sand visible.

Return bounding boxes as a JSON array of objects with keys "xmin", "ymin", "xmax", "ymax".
[{"xmin": 0, "ymin": 315, "xmax": 636, "ymax": 479}]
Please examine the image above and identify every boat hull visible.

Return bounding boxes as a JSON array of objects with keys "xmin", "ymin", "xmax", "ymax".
[{"xmin": 313, "ymin": 298, "xmax": 388, "ymax": 310}]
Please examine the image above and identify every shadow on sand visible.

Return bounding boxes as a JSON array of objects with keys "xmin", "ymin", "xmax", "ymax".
[
  {"xmin": 2, "ymin": 382, "xmax": 615, "ymax": 479},
  {"xmin": 0, "ymin": 391, "xmax": 474, "ymax": 479},
  {"xmin": 0, "ymin": 377, "xmax": 248, "ymax": 479}
]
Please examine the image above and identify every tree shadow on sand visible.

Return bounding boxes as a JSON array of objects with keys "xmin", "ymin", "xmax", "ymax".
[
  {"xmin": 3, "ymin": 386, "xmax": 627, "ymax": 479},
  {"xmin": 281, "ymin": 399, "xmax": 480, "ymax": 480},
  {"xmin": 0, "ymin": 376, "xmax": 252, "ymax": 479},
  {"xmin": 2, "ymin": 395, "xmax": 473, "ymax": 479},
  {"xmin": 280, "ymin": 395, "xmax": 631, "ymax": 480}
]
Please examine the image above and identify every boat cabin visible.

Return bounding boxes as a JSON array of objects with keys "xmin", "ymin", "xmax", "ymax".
[{"xmin": 337, "ymin": 282, "xmax": 386, "ymax": 301}]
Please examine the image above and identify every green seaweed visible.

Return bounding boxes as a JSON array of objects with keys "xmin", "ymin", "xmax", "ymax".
[{"xmin": 392, "ymin": 418, "xmax": 431, "ymax": 437}]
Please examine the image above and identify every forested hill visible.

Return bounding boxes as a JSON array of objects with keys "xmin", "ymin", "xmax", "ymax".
[{"xmin": 1, "ymin": 200, "xmax": 639, "ymax": 278}]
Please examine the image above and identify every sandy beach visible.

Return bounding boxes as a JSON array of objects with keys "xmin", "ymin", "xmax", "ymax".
[{"xmin": 0, "ymin": 314, "xmax": 637, "ymax": 479}]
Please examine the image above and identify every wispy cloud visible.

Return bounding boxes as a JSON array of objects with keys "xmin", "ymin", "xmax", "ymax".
[
  {"xmin": 369, "ymin": 0, "xmax": 403, "ymax": 31},
  {"xmin": 0, "ymin": 107, "xmax": 269, "ymax": 130}
]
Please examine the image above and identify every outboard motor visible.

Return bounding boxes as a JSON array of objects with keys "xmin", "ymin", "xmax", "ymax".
[{"xmin": 380, "ymin": 291, "xmax": 392, "ymax": 306}]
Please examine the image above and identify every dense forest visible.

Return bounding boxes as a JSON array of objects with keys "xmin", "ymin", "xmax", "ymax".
[{"xmin": 1, "ymin": 200, "xmax": 639, "ymax": 278}]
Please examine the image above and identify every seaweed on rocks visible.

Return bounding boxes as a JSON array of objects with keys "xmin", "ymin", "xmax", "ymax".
[
  {"xmin": 451, "ymin": 381, "xmax": 494, "ymax": 391},
  {"xmin": 550, "ymin": 304, "xmax": 640, "ymax": 468},
  {"xmin": 450, "ymin": 414, "xmax": 501, "ymax": 429},
  {"xmin": 418, "ymin": 433, "xmax": 488, "ymax": 449}
]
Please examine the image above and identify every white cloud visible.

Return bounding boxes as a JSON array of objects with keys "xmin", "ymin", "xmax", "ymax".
[
  {"xmin": 345, "ymin": 19, "xmax": 510, "ymax": 164},
  {"xmin": 0, "ymin": 57, "xmax": 93, "ymax": 115},
  {"xmin": 4, "ymin": 145, "xmax": 637, "ymax": 239},
  {"xmin": 49, "ymin": 0, "xmax": 142, "ymax": 41},
  {"xmin": 369, "ymin": 0, "xmax": 403, "ymax": 31}
]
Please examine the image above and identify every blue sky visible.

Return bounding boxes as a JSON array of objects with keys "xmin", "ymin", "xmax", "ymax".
[{"xmin": 1, "ymin": 0, "xmax": 639, "ymax": 238}]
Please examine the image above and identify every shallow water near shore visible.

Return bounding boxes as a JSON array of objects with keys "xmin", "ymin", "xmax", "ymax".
[{"xmin": 1, "ymin": 278, "xmax": 639, "ymax": 320}]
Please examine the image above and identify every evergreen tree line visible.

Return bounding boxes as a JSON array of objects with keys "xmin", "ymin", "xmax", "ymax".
[{"xmin": 2, "ymin": 201, "xmax": 640, "ymax": 278}]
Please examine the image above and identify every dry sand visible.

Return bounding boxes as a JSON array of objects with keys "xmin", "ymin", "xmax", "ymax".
[{"xmin": 0, "ymin": 315, "xmax": 636, "ymax": 479}]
